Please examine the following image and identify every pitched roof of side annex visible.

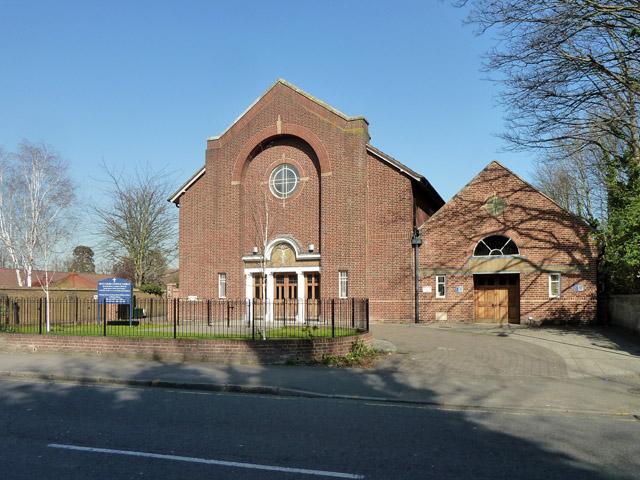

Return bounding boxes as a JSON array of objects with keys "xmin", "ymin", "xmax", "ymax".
[
  {"xmin": 0, "ymin": 269, "xmax": 112, "ymax": 289},
  {"xmin": 169, "ymin": 79, "xmax": 444, "ymax": 206},
  {"xmin": 419, "ymin": 160, "xmax": 594, "ymax": 231}
]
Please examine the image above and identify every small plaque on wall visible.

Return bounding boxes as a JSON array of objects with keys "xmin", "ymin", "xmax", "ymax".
[
  {"xmin": 574, "ymin": 284, "xmax": 584, "ymax": 292},
  {"xmin": 423, "ymin": 286, "xmax": 432, "ymax": 293},
  {"xmin": 455, "ymin": 286, "xmax": 464, "ymax": 293}
]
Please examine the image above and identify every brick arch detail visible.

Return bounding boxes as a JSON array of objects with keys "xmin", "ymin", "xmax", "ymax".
[{"xmin": 231, "ymin": 124, "xmax": 331, "ymax": 183}]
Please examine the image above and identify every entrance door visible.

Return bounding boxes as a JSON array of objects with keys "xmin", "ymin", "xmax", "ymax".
[
  {"xmin": 273, "ymin": 273, "xmax": 297, "ymax": 322},
  {"xmin": 305, "ymin": 273, "xmax": 320, "ymax": 321},
  {"xmin": 474, "ymin": 274, "xmax": 520, "ymax": 323},
  {"xmin": 253, "ymin": 274, "xmax": 265, "ymax": 320}
]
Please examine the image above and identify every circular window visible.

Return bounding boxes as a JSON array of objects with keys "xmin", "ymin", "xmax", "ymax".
[{"xmin": 269, "ymin": 164, "xmax": 299, "ymax": 199}]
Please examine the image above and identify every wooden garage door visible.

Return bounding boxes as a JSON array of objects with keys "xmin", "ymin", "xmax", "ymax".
[{"xmin": 474, "ymin": 275, "xmax": 520, "ymax": 323}]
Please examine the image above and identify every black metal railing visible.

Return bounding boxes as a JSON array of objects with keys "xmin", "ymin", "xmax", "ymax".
[{"xmin": 0, "ymin": 297, "xmax": 369, "ymax": 340}]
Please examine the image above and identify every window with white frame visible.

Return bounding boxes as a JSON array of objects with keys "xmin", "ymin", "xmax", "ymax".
[
  {"xmin": 218, "ymin": 273, "xmax": 227, "ymax": 299},
  {"xmin": 338, "ymin": 271, "xmax": 348, "ymax": 299},
  {"xmin": 436, "ymin": 275, "xmax": 446, "ymax": 298},
  {"xmin": 269, "ymin": 163, "xmax": 299, "ymax": 199},
  {"xmin": 549, "ymin": 273, "xmax": 561, "ymax": 298}
]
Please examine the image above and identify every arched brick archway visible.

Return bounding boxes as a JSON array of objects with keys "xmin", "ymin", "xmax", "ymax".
[{"xmin": 231, "ymin": 124, "xmax": 331, "ymax": 183}]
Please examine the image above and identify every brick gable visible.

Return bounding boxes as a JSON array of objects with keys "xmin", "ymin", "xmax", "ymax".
[{"xmin": 419, "ymin": 161, "xmax": 598, "ymax": 324}]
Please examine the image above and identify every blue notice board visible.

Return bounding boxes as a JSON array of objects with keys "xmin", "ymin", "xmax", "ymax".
[{"xmin": 97, "ymin": 278, "xmax": 133, "ymax": 305}]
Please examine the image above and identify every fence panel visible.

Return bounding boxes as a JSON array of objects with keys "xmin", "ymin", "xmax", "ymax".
[{"xmin": 0, "ymin": 297, "xmax": 369, "ymax": 340}]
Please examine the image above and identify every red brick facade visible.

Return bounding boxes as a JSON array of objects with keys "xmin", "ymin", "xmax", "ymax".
[
  {"xmin": 418, "ymin": 162, "xmax": 598, "ymax": 325},
  {"xmin": 173, "ymin": 80, "xmax": 597, "ymax": 325},
  {"xmin": 173, "ymin": 80, "xmax": 442, "ymax": 322}
]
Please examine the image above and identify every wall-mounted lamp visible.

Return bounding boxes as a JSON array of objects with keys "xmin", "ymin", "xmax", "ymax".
[
  {"xmin": 252, "ymin": 246, "xmax": 259, "ymax": 254},
  {"xmin": 308, "ymin": 244, "xmax": 315, "ymax": 252}
]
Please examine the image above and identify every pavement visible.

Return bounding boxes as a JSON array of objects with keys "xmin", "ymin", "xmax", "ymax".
[{"xmin": 1, "ymin": 323, "xmax": 640, "ymax": 416}]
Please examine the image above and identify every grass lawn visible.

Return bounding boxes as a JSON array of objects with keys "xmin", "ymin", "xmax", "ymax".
[
  {"xmin": 265, "ymin": 326, "xmax": 359, "ymax": 338},
  {"xmin": 0, "ymin": 322, "xmax": 362, "ymax": 340}
]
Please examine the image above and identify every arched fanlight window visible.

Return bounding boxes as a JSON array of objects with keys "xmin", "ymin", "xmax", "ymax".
[{"xmin": 474, "ymin": 235, "xmax": 519, "ymax": 256}]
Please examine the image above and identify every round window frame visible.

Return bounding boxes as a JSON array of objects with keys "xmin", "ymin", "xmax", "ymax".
[
  {"xmin": 269, "ymin": 163, "xmax": 300, "ymax": 199},
  {"xmin": 484, "ymin": 195, "xmax": 507, "ymax": 216}
]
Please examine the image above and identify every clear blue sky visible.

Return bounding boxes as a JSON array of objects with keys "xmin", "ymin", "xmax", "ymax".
[{"xmin": 0, "ymin": 0, "xmax": 532, "ymax": 256}]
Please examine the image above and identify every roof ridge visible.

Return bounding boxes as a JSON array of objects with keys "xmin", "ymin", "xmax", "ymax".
[
  {"xmin": 207, "ymin": 78, "xmax": 367, "ymax": 141},
  {"xmin": 419, "ymin": 160, "xmax": 593, "ymax": 230},
  {"xmin": 484, "ymin": 160, "xmax": 593, "ymax": 228}
]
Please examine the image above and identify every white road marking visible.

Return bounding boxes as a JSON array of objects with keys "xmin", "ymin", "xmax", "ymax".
[{"xmin": 47, "ymin": 443, "xmax": 364, "ymax": 479}]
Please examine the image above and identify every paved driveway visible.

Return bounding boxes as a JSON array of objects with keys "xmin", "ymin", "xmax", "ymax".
[
  {"xmin": 371, "ymin": 323, "xmax": 640, "ymax": 413},
  {"xmin": 373, "ymin": 323, "xmax": 640, "ymax": 382}
]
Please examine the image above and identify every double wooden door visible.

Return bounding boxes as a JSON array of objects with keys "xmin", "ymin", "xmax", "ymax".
[
  {"xmin": 474, "ymin": 274, "xmax": 520, "ymax": 323},
  {"xmin": 252, "ymin": 273, "xmax": 321, "ymax": 322},
  {"xmin": 274, "ymin": 273, "xmax": 298, "ymax": 322}
]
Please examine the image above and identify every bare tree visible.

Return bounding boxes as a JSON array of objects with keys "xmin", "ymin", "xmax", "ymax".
[
  {"xmin": 0, "ymin": 142, "xmax": 75, "ymax": 330},
  {"xmin": 457, "ymin": 0, "xmax": 640, "ymax": 166},
  {"xmin": 249, "ymin": 187, "xmax": 272, "ymax": 339},
  {"xmin": 0, "ymin": 142, "xmax": 75, "ymax": 294},
  {"xmin": 94, "ymin": 165, "xmax": 177, "ymax": 287},
  {"xmin": 533, "ymin": 135, "xmax": 609, "ymax": 224},
  {"xmin": 0, "ymin": 147, "xmax": 23, "ymax": 285},
  {"xmin": 16, "ymin": 142, "xmax": 75, "ymax": 289}
]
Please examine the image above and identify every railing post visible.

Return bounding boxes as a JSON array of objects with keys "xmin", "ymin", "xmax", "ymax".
[
  {"xmin": 102, "ymin": 300, "xmax": 107, "ymax": 336},
  {"xmin": 226, "ymin": 301, "xmax": 230, "ymax": 328},
  {"xmin": 173, "ymin": 298, "xmax": 177, "ymax": 339},
  {"xmin": 365, "ymin": 299, "xmax": 370, "ymax": 332},
  {"xmin": 351, "ymin": 297, "xmax": 355, "ymax": 329},
  {"xmin": 38, "ymin": 298, "xmax": 43, "ymax": 334},
  {"xmin": 207, "ymin": 299, "xmax": 211, "ymax": 326},
  {"xmin": 13, "ymin": 301, "xmax": 19, "ymax": 326},
  {"xmin": 75, "ymin": 296, "xmax": 79, "ymax": 324},
  {"xmin": 331, "ymin": 299, "xmax": 335, "ymax": 338},
  {"xmin": 251, "ymin": 299, "xmax": 256, "ymax": 340}
]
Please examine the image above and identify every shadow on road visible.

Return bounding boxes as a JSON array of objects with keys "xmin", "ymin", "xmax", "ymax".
[{"xmin": 0, "ymin": 355, "xmax": 636, "ymax": 479}]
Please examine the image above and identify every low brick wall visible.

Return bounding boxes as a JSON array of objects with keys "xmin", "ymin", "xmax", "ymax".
[
  {"xmin": 0, "ymin": 332, "xmax": 371, "ymax": 364},
  {"xmin": 609, "ymin": 295, "xmax": 640, "ymax": 335}
]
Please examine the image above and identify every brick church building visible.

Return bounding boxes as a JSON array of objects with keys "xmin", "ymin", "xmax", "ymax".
[{"xmin": 171, "ymin": 79, "xmax": 597, "ymax": 324}]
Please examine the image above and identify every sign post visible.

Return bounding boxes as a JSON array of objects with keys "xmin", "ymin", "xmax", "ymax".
[{"xmin": 97, "ymin": 278, "xmax": 134, "ymax": 327}]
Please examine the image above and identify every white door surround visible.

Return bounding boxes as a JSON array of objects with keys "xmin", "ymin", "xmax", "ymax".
[{"xmin": 244, "ymin": 266, "xmax": 320, "ymax": 323}]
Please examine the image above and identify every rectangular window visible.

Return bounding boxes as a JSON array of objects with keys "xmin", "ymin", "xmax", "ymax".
[
  {"xmin": 549, "ymin": 273, "xmax": 561, "ymax": 298},
  {"xmin": 218, "ymin": 273, "xmax": 227, "ymax": 299},
  {"xmin": 436, "ymin": 275, "xmax": 446, "ymax": 298},
  {"xmin": 338, "ymin": 271, "xmax": 348, "ymax": 299}
]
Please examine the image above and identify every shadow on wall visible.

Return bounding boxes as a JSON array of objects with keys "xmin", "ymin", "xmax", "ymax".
[
  {"xmin": 421, "ymin": 166, "xmax": 599, "ymax": 324},
  {"xmin": 529, "ymin": 302, "xmax": 597, "ymax": 327},
  {"xmin": 0, "ymin": 358, "xmax": 635, "ymax": 479}
]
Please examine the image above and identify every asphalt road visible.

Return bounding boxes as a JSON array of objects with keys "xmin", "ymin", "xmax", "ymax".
[{"xmin": 0, "ymin": 378, "xmax": 638, "ymax": 480}]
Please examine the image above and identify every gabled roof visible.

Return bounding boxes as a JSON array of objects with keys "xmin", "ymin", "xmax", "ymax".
[
  {"xmin": 420, "ymin": 160, "xmax": 592, "ymax": 230},
  {"xmin": 365, "ymin": 144, "xmax": 444, "ymax": 206},
  {"xmin": 169, "ymin": 79, "xmax": 444, "ymax": 206},
  {"xmin": 169, "ymin": 166, "xmax": 205, "ymax": 204},
  {"xmin": 170, "ymin": 78, "xmax": 370, "ymax": 204},
  {"xmin": 207, "ymin": 78, "xmax": 368, "ymax": 142}
]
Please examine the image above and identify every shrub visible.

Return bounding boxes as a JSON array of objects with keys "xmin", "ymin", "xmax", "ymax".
[
  {"xmin": 139, "ymin": 283, "xmax": 164, "ymax": 296},
  {"xmin": 323, "ymin": 338, "xmax": 379, "ymax": 368}
]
